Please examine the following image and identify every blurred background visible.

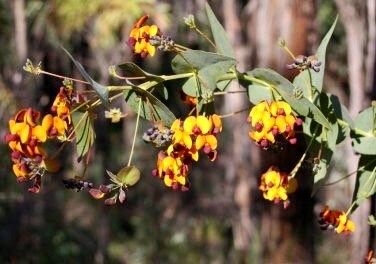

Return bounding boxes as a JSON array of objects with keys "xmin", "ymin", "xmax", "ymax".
[{"xmin": 0, "ymin": 0, "xmax": 375, "ymax": 263}]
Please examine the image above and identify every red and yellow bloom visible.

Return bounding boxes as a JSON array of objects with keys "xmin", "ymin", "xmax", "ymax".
[
  {"xmin": 153, "ymin": 114, "xmax": 223, "ymax": 190},
  {"xmin": 128, "ymin": 15, "xmax": 159, "ymax": 58},
  {"xmin": 248, "ymin": 100, "xmax": 302, "ymax": 148},
  {"xmin": 5, "ymin": 86, "xmax": 72, "ymax": 192},
  {"xmin": 318, "ymin": 206, "xmax": 355, "ymax": 234},
  {"xmin": 259, "ymin": 166, "xmax": 297, "ymax": 207}
]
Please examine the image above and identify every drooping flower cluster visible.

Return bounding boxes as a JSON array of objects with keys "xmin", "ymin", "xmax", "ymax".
[
  {"xmin": 259, "ymin": 166, "xmax": 297, "ymax": 208},
  {"xmin": 152, "ymin": 114, "xmax": 222, "ymax": 191},
  {"xmin": 4, "ymin": 86, "xmax": 72, "ymax": 192},
  {"xmin": 318, "ymin": 206, "xmax": 355, "ymax": 234},
  {"xmin": 128, "ymin": 15, "xmax": 159, "ymax": 58},
  {"xmin": 248, "ymin": 100, "xmax": 302, "ymax": 149}
]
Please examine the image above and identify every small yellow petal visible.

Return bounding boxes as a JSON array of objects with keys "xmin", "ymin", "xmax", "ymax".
[
  {"xmin": 42, "ymin": 114, "xmax": 53, "ymax": 131},
  {"xmin": 276, "ymin": 115, "xmax": 287, "ymax": 133},
  {"xmin": 135, "ymin": 39, "xmax": 146, "ymax": 53},
  {"xmin": 277, "ymin": 187, "xmax": 288, "ymax": 200},
  {"xmin": 206, "ymin": 135, "xmax": 217, "ymax": 150},
  {"xmin": 32, "ymin": 126, "xmax": 47, "ymax": 142},
  {"xmin": 20, "ymin": 124, "xmax": 30, "ymax": 143},
  {"xmin": 147, "ymin": 43, "xmax": 156, "ymax": 56},
  {"xmin": 164, "ymin": 175, "xmax": 172, "ymax": 187},
  {"xmin": 191, "ymin": 150, "xmax": 199, "ymax": 161},
  {"xmin": 262, "ymin": 113, "xmax": 275, "ymax": 131},
  {"xmin": 277, "ymin": 101, "xmax": 292, "ymax": 115},
  {"xmin": 197, "ymin": 116, "xmax": 212, "ymax": 134},
  {"xmin": 183, "ymin": 116, "xmax": 196, "ymax": 133},
  {"xmin": 195, "ymin": 135, "xmax": 205, "ymax": 150},
  {"xmin": 130, "ymin": 28, "xmax": 140, "ymax": 38},
  {"xmin": 211, "ymin": 114, "xmax": 222, "ymax": 131},
  {"xmin": 149, "ymin": 25, "xmax": 158, "ymax": 36},
  {"xmin": 171, "ymin": 119, "xmax": 181, "ymax": 131},
  {"xmin": 182, "ymin": 133, "xmax": 192, "ymax": 149},
  {"xmin": 54, "ymin": 117, "xmax": 67, "ymax": 135},
  {"xmin": 270, "ymin": 101, "xmax": 278, "ymax": 116},
  {"xmin": 177, "ymin": 175, "xmax": 186, "ymax": 185},
  {"xmin": 285, "ymin": 114, "xmax": 296, "ymax": 128},
  {"xmin": 167, "ymin": 145, "xmax": 174, "ymax": 155}
]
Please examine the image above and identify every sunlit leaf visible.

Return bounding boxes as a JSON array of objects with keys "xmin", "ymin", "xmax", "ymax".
[
  {"xmin": 352, "ymin": 155, "xmax": 376, "ymax": 208},
  {"xmin": 246, "ymin": 84, "xmax": 273, "ymax": 105},
  {"xmin": 117, "ymin": 62, "xmax": 164, "ymax": 82},
  {"xmin": 172, "ymin": 50, "xmax": 236, "ymax": 97},
  {"xmin": 172, "ymin": 50, "xmax": 235, "ymax": 74},
  {"xmin": 117, "ymin": 166, "xmax": 141, "ymax": 187},
  {"xmin": 205, "ymin": 3, "xmax": 235, "ymax": 58},
  {"xmin": 368, "ymin": 215, "xmax": 376, "ymax": 226},
  {"xmin": 351, "ymin": 106, "xmax": 376, "ymax": 155},
  {"xmin": 71, "ymin": 111, "xmax": 95, "ymax": 162},
  {"xmin": 124, "ymin": 86, "xmax": 176, "ymax": 127},
  {"xmin": 292, "ymin": 16, "xmax": 338, "ymax": 98}
]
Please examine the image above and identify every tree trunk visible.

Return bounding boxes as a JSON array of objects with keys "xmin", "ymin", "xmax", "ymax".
[{"xmin": 335, "ymin": 1, "xmax": 371, "ymax": 263}]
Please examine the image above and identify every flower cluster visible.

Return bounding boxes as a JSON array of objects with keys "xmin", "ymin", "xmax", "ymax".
[
  {"xmin": 4, "ymin": 86, "xmax": 72, "ymax": 192},
  {"xmin": 128, "ymin": 15, "xmax": 159, "ymax": 58},
  {"xmin": 259, "ymin": 166, "xmax": 297, "ymax": 208},
  {"xmin": 248, "ymin": 100, "xmax": 302, "ymax": 149},
  {"xmin": 152, "ymin": 114, "xmax": 222, "ymax": 191},
  {"xmin": 318, "ymin": 206, "xmax": 355, "ymax": 234}
]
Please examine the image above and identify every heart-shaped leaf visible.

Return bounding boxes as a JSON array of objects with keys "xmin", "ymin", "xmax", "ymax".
[{"xmin": 116, "ymin": 166, "xmax": 141, "ymax": 187}]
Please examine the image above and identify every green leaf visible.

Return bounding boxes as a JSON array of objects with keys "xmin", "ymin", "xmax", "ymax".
[
  {"xmin": 205, "ymin": 3, "xmax": 235, "ymax": 58},
  {"xmin": 246, "ymin": 84, "xmax": 273, "ymax": 105},
  {"xmin": 117, "ymin": 166, "xmax": 141, "ymax": 186},
  {"xmin": 318, "ymin": 93, "xmax": 349, "ymax": 144},
  {"xmin": 303, "ymin": 117, "xmax": 336, "ymax": 194},
  {"xmin": 71, "ymin": 111, "xmax": 95, "ymax": 162},
  {"xmin": 351, "ymin": 106, "xmax": 376, "ymax": 155},
  {"xmin": 62, "ymin": 48, "xmax": 109, "ymax": 105},
  {"xmin": 248, "ymin": 68, "xmax": 330, "ymax": 128},
  {"xmin": 172, "ymin": 50, "xmax": 236, "ymax": 96},
  {"xmin": 352, "ymin": 155, "xmax": 376, "ymax": 207},
  {"xmin": 181, "ymin": 60, "xmax": 236, "ymax": 97},
  {"xmin": 117, "ymin": 62, "xmax": 163, "ymax": 82},
  {"xmin": 311, "ymin": 15, "xmax": 338, "ymax": 92},
  {"xmin": 368, "ymin": 215, "xmax": 376, "ymax": 226},
  {"xmin": 124, "ymin": 86, "xmax": 176, "ymax": 127},
  {"xmin": 217, "ymin": 80, "xmax": 232, "ymax": 91},
  {"xmin": 172, "ymin": 50, "xmax": 235, "ymax": 74},
  {"xmin": 292, "ymin": 16, "xmax": 338, "ymax": 95}
]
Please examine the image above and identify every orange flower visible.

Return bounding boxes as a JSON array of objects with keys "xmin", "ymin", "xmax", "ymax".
[
  {"xmin": 8, "ymin": 108, "xmax": 48, "ymax": 144},
  {"xmin": 248, "ymin": 100, "xmax": 302, "ymax": 149},
  {"xmin": 51, "ymin": 87, "xmax": 72, "ymax": 122},
  {"xmin": 128, "ymin": 15, "xmax": 159, "ymax": 58},
  {"xmin": 153, "ymin": 151, "xmax": 190, "ymax": 191},
  {"xmin": 259, "ymin": 166, "xmax": 297, "ymax": 207},
  {"xmin": 152, "ymin": 114, "xmax": 223, "ymax": 190},
  {"xmin": 6, "ymin": 86, "xmax": 72, "ymax": 190},
  {"xmin": 318, "ymin": 206, "xmax": 355, "ymax": 234}
]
